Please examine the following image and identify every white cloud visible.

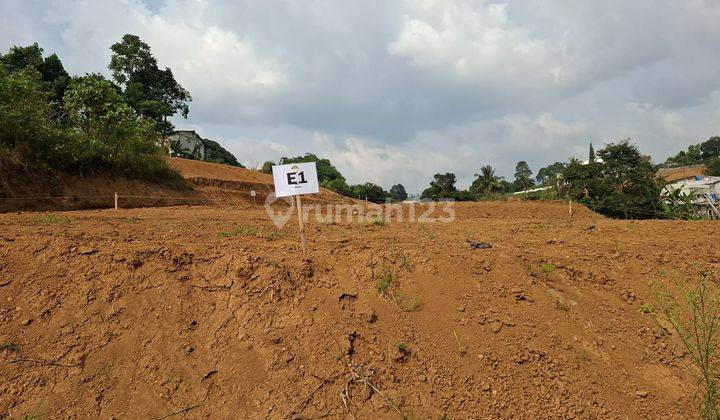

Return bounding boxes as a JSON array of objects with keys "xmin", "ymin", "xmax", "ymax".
[
  {"xmin": 2, "ymin": 0, "xmax": 720, "ymax": 191},
  {"xmin": 388, "ymin": 1, "xmax": 564, "ymax": 90}
]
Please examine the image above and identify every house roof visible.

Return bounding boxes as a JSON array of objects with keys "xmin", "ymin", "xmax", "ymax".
[{"xmin": 657, "ymin": 165, "xmax": 706, "ymax": 182}]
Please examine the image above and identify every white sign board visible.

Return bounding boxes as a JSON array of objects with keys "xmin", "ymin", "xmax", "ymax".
[
  {"xmin": 272, "ymin": 162, "xmax": 320, "ymax": 198},
  {"xmin": 250, "ymin": 190, "xmax": 257, "ymax": 197}
]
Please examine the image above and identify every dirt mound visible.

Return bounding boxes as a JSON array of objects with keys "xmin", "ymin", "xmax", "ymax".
[
  {"xmin": 1, "ymin": 200, "xmax": 713, "ymax": 418},
  {"xmin": 167, "ymin": 157, "xmax": 351, "ymax": 205},
  {"xmin": 0, "ymin": 157, "xmax": 349, "ymax": 212}
]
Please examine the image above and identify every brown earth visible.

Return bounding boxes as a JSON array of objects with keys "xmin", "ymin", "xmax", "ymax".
[
  {"xmin": 0, "ymin": 157, "xmax": 350, "ymax": 213},
  {"xmin": 1, "ymin": 200, "xmax": 716, "ymax": 418}
]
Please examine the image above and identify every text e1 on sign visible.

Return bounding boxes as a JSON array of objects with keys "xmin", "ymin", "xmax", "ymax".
[{"xmin": 271, "ymin": 162, "xmax": 320, "ymax": 198}]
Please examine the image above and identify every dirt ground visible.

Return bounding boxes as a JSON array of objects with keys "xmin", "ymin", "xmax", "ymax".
[{"xmin": 1, "ymin": 200, "xmax": 717, "ymax": 418}]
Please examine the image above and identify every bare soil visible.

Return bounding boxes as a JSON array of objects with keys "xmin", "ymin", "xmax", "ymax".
[
  {"xmin": 1, "ymin": 200, "xmax": 716, "ymax": 418},
  {"xmin": 0, "ymin": 157, "xmax": 348, "ymax": 213}
]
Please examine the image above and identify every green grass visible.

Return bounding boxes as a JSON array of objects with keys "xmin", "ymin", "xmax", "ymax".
[
  {"xmin": 370, "ymin": 216, "xmax": 385, "ymax": 226},
  {"xmin": 1, "ymin": 341, "xmax": 16, "ymax": 351},
  {"xmin": 536, "ymin": 223, "xmax": 552, "ymax": 230},
  {"xmin": 403, "ymin": 296, "xmax": 422, "ymax": 312},
  {"xmin": 376, "ymin": 268, "xmax": 395, "ymax": 296},
  {"xmin": 540, "ymin": 262, "xmax": 556, "ymax": 278},
  {"xmin": 419, "ymin": 226, "xmax": 437, "ymax": 240},
  {"xmin": 217, "ymin": 225, "xmax": 281, "ymax": 240},
  {"xmin": 554, "ymin": 299, "xmax": 570, "ymax": 311},
  {"xmin": 33, "ymin": 214, "xmax": 72, "ymax": 225},
  {"xmin": 640, "ymin": 303, "xmax": 655, "ymax": 314},
  {"xmin": 397, "ymin": 342, "xmax": 409, "ymax": 353}
]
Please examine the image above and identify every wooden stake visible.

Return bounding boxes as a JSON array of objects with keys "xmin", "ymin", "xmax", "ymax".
[
  {"xmin": 295, "ymin": 195, "xmax": 308, "ymax": 254},
  {"xmin": 114, "ymin": 192, "xmax": 118, "ymax": 210}
]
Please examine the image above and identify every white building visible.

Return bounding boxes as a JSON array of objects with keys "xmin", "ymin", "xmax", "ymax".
[{"xmin": 162, "ymin": 130, "xmax": 206, "ymax": 160}]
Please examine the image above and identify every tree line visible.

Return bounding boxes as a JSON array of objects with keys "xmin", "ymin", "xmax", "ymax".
[
  {"xmin": 0, "ymin": 35, "xmax": 241, "ymax": 183},
  {"xmin": 264, "ymin": 137, "xmax": 719, "ymax": 219}
]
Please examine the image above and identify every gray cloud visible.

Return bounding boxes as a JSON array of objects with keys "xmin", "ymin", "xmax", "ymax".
[{"xmin": 2, "ymin": 0, "xmax": 719, "ymax": 193}]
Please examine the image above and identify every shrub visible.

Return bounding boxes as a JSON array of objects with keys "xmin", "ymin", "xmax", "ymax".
[{"xmin": 654, "ymin": 271, "xmax": 720, "ymax": 419}]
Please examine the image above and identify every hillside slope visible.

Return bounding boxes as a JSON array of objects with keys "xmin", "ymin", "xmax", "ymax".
[
  {"xmin": 0, "ymin": 157, "xmax": 349, "ymax": 212},
  {"xmin": 0, "ymin": 201, "xmax": 712, "ymax": 418},
  {"xmin": 167, "ymin": 157, "xmax": 351, "ymax": 204}
]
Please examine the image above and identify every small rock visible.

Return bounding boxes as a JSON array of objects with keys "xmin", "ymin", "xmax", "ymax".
[
  {"xmin": 636, "ymin": 390, "xmax": 649, "ymax": 398},
  {"xmin": 482, "ymin": 382, "xmax": 491, "ymax": 392},
  {"xmin": 78, "ymin": 246, "xmax": 98, "ymax": 255},
  {"xmin": 21, "ymin": 318, "xmax": 32, "ymax": 326},
  {"xmin": 491, "ymin": 322, "xmax": 503, "ymax": 333},
  {"xmin": 362, "ymin": 308, "xmax": 377, "ymax": 323},
  {"xmin": 456, "ymin": 304, "xmax": 466, "ymax": 312}
]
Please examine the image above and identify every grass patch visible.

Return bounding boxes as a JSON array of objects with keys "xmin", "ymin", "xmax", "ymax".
[
  {"xmin": 1, "ymin": 341, "xmax": 16, "ymax": 351},
  {"xmin": 640, "ymin": 303, "xmax": 654, "ymax": 314},
  {"xmin": 33, "ymin": 214, "xmax": 72, "ymax": 225},
  {"xmin": 376, "ymin": 265, "xmax": 396, "ymax": 297},
  {"xmin": 370, "ymin": 216, "xmax": 385, "ymax": 226},
  {"xmin": 539, "ymin": 262, "xmax": 556, "ymax": 279},
  {"xmin": 397, "ymin": 342, "xmax": 409, "ymax": 353},
  {"xmin": 403, "ymin": 296, "xmax": 422, "ymax": 312},
  {"xmin": 419, "ymin": 226, "xmax": 437, "ymax": 240},
  {"xmin": 554, "ymin": 299, "xmax": 570, "ymax": 311},
  {"xmin": 217, "ymin": 225, "xmax": 281, "ymax": 240},
  {"xmin": 653, "ymin": 270, "xmax": 720, "ymax": 419}
]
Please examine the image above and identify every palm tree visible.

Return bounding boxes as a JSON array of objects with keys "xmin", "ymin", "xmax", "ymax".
[{"xmin": 471, "ymin": 165, "xmax": 502, "ymax": 196}]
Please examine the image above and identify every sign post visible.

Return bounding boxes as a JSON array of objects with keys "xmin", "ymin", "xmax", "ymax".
[
  {"xmin": 271, "ymin": 162, "xmax": 319, "ymax": 255},
  {"xmin": 250, "ymin": 190, "xmax": 256, "ymax": 205}
]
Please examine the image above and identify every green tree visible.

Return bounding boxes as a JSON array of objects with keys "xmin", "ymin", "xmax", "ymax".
[
  {"xmin": 470, "ymin": 165, "xmax": 502, "ymax": 196},
  {"xmin": 109, "ymin": 34, "xmax": 191, "ymax": 133},
  {"xmin": 589, "ymin": 142, "xmax": 595, "ymax": 162},
  {"xmin": 700, "ymin": 136, "xmax": 720, "ymax": 160},
  {"xmin": 666, "ymin": 144, "xmax": 704, "ymax": 166},
  {"xmin": 202, "ymin": 138, "xmax": 243, "ymax": 167},
  {"xmin": 279, "ymin": 153, "xmax": 350, "ymax": 195},
  {"xmin": 707, "ymin": 158, "xmax": 720, "ymax": 176},
  {"xmin": 260, "ymin": 160, "xmax": 274, "ymax": 174},
  {"xmin": 513, "ymin": 161, "xmax": 534, "ymax": 191},
  {"xmin": 563, "ymin": 140, "xmax": 661, "ymax": 219},
  {"xmin": 421, "ymin": 172, "xmax": 457, "ymax": 200},
  {"xmin": 63, "ymin": 74, "xmax": 174, "ymax": 179},
  {"xmin": 1, "ymin": 43, "xmax": 70, "ymax": 105},
  {"xmin": 0, "ymin": 63, "xmax": 59, "ymax": 161},
  {"xmin": 350, "ymin": 182, "xmax": 387, "ymax": 203},
  {"xmin": 536, "ymin": 162, "xmax": 567, "ymax": 185},
  {"xmin": 389, "ymin": 184, "xmax": 408, "ymax": 202}
]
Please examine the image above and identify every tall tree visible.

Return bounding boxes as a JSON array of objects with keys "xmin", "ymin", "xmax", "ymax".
[
  {"xmin": 350, "ymin": 183, "xmax": 387, "ymax": 203},
  {"xmin": 536, "ymin": 162, "xmax": 567, "ymax": 185},
  {"xmin": 1, "ymin": 43, "xmax": 70, "ymax": 105},
  {"xmin": 563, "ymin": 140, "xmax": 661, "ymax": 219},
  {"xmin": 513, "ymin": 161, "xmax": 534, "ymax": 191},
  {"xmin": 470, "ymin": 165, "xmax": 503, "ymax": 196},
  {"xmin": 109, "ymin": 34, "xmax": 191, "ymax": 133},
  {"xmin": 700, "ymin": 136, "xmax": 720, "ymax": 160},
  {"xmin": 421, "ymin": 173, "xmax": 457, "ymax": 200},
  {"xmin": 588, "ymin": 142, "xmax": 595, "ymax": 162},
  {"xmin": 389, "ymin": 184, "xmax": 408, "ymax": 202}
]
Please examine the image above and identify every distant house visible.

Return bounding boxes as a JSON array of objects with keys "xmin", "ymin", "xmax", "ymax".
[
  {"xmin": 162, "ymin": 130, "xmax": 206, "ymax": 160},
  {"xmin": 661, "ymin": 167, "xmax": 720, "ymax": 219}
]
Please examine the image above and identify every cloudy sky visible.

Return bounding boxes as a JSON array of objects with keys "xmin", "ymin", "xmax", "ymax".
[{"xmin": 3, "ymin": 0, "xmax": 720, "ymax": 193}]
